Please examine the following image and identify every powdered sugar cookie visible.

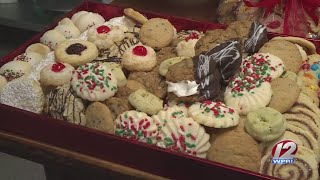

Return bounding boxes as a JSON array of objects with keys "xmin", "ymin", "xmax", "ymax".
[
  {"xmin": 74, "ymin": 12, "xmax": 105, "ymax": 33},
  {"xmin": 122, "ymin": 45, "xmax": 157, "ymax": 72},
  {"xmin": 114, "ymin": 110, "xmax": 158, "ymax": 144},
  {"xmin": 71, "ymin": 11, "xmax": 88, "ymax": 24},
  {"xmin": 188, "ymin": 101, "xmax": 240, "ymax": 128},
  {"xmin": 40, "ymin": 62, "xmax": 75, "ymax": 87},
  {"xmin": 40, "ymin": 30, "xmax": 66, "ymax": 50},
  {"xmin": 26, "ymin": 43, "xmax": 51, "ymax": 58},
  {"xmin": 88, "ymin": 25, "xmax": 125, "ymax": 49},
  {"xmin": 240, "ymin": 53, "xmax": 284, "ymax": 80},
  {"xmin": 13, "ymin": 52, "xmax": 43, "ymax": 67},
  {"xmin": 55, "ymin": 40, "xmax": 98, "ymax": 66},
  {"xmin": 156, "ymin": 116, "xmax": 210, "ymax": 158},
  {"xmin": 54, "ymin": 24, "xmax": 80, "ymax": 39},
  {"xmin": 0, "ymin": 75, "xmax": 7, "ymax": 92},
  {"xmin": 224, "ymin": 74, "xmax": 272, "ymax": 115},
  {"xmin": 128, "ymin": 89, "xmax": 163, "ymax": 115},
  {"xmin": 71, "ymin": 63, "xmax": 118, "ymax": 101},
  {"xmin": 0, "ymin": 61, "xmax": 31, "ymax": 81}
]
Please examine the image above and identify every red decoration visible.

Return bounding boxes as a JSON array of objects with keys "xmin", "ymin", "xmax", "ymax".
[
  {"xmin": 51, "ymin": 62, "xmax": 66, "ymax": 72},
  {"xmin": 132, "ymin": 45, "xmax": 147, "ymax": 56},
  {"xmin": 96, "ymin": 25, "xmax": 111, "ymax": 34},
  {"xmin": 185, "ymin": 32, "xmax": 199, "ymax": 42}
]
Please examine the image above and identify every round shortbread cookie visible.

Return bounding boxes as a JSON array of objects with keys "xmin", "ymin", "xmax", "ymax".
[
  {"xmin": 13, "ymin": 52, "xmax": 43, "ymax": 67},
  {"xmin": 26, "ymin": 43, "xmax": 51, "ymax": 57},
  {"xmin": 128, "ymin": 89, "xmax": 163, "ymax": 115},
  {"xmin": 123, "ymin": 8, "xmax": 148, "ymax": 24},
  {"xmin": 71, "ymin": 63, "xmax": 118, "ymax": 101},
  {"xmin": 268, "ymin": 78, "xmax": 300, "ymax": 113},
  {"xmin": 74, "ymin": 12, "xmax": 105, "ymax": 33},
  {"xmin": 71, "ymin": 11, "xmax": 89, "ymax": 24},
  {"xmin": 40, "ymin": 62, "xmax": 75, "ymax": 87},
  {"xmin": 55, "ymin": 40, "xmax": 98, "ymax": 66},
  {"xmin": 156, "ymin": 116, "xmax": 210, "ymax": 158},
  {"xmin": 122, "ymin": 44, "xmax": 157, "ymax": 72},
  {"xmin": 85, "ymin": 102, "xmax": 114, "ymax": 133},
  {"xmin": 188, "ymin": 101, "xmax": 240, "ymax": 128},
  {"xmin": 0, "ymin": 61, "xmax": 31, "ymax": 81},
  {"xmin": 40, "ymin": 30, "xmax": 67, "ymax": 50},
  {"xmin": 139, "ymin": 18, "xmax": 174, "ymax": 49},
  {"xmin": 114, "ymin": 110, "xmax": 158, "ymax": 144},
  {"xmin": 271, "ymin": 36, "xmax": 316, "ymax": 55},
  {"xmin": 258, "ymin": 40, "xmax": 303, "ymax": 73}
]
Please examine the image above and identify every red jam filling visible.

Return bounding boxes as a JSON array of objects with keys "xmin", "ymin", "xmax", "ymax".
[
  {"xmin": 266, "ymin": 21, "xmax": 281, "ymax": 29},
  {"xmin": 185, "ymin": 32, "xmax": 199, "ymax": 42},
  {"xmin": 132, "ymin": 45, "xmax": 147, "ymax": 56},
  {"xmin": 96, "ymin": 25, "xmax": 111, "ymax": 34},
  {"xmin": 52, "ymin": 62, "xmax": 66, "ymax": 72}
]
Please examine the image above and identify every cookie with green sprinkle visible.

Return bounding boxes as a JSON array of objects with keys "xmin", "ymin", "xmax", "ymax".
[{"xmin": 188, "ymin": 101, "xmax": 239, "ymax": 128}]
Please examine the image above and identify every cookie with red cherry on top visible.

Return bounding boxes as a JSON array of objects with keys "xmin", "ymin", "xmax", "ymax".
[{"xmin": 122, "ymin": 44, "xmax": 157, "ymax": 72}]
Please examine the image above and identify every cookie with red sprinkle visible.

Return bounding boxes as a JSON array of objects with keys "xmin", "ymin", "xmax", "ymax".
[
  {"xmin": 0, "ymin": 61, "xmax": 31, "ymax": 81},
  {"xmin": 224, "ymin": 74, "xmax": 272, "ymax": 115},
  {"xmin": 88, "ymin": 25, "xmax": 125, "ymax": 49},
  {"xmin": 114, "ymin": 110, "xmax": 158, "ymax": 144},
  {"xmin": 122, "ymin": 44, "xmax": 157, "ymax": 72},
  {"xmin": 240, "ymin": 53, "xmax": 284, "ymax": 80},
  {"xmin": 71, "ymin": 62, "xmax": 118, "ymax": 101},
  {"xmin": 155, "ymin": 116, "xmax": 210, "ymax": 158},
  {"xmin": 40, "ymin": 62, "xmax": 75, "ymax": 87},
  {"xmin": 188, "ymin": 101, "xmax": 240, "ymax": 128}
]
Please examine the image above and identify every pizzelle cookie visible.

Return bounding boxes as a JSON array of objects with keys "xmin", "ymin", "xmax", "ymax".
[
  {"xmin": 71, "ymin": 63, "xmax": 118, "ymax": 101},
  {"xmin": 268, "ymin": 78, "xmax": 300, "ymax": 113},
  {"xmin": 258, "ymin": 40, "xmax": 303, "ymax": 73},
  {"xmin": 245, "ymin": 107, "xmax": 287, "ymax": 142},
  {"xmin": 114, "ymin": 110, "xmax": 158, "ymax": 144},
  {"xmin": 260, "ymin": 146, "xmax": 319, "ymax": 180},
  {"xmin": 55, "ymin": 40, "xmax": 98, "ymax": 66},
  {"xmin": 139, "ymin": 18, "xmax": 174, "ymax": 49},
  {"xmin": 128, "ymin": 89, "xmax": 163, "ymax": 115},
  {"xmin": 188, "ymin": 101, "xmax": 240, "ymax": 128},
  {"xmin": 155, "ymin": 116, "xmax": 210, "ymax": 158},
  {"xmin": 85, "ymin": 102, "xmax": 114, "ymax": 133},
  {"xmin": 224, "ymin": 74, "xmax": 272, "ymax": 115}
]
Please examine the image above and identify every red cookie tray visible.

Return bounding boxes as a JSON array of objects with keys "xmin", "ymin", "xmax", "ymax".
[{"xmin": 0, "ymin": 1, "xmax": 318, "ymax": 179}]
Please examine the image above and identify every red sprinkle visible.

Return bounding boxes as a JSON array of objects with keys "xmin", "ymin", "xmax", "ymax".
[
  {"xmin": 185, "ymin": 32, "xmax": 199, "ymax": 42},
  {"xmin": 96, "ymin": 25, "xmax": 111, "ymax": 34},
  {"xmin": 51, "ymin": 62, "xmax": 65, "ymax": 72},
  {"xmin": 132, "ymin": 45, "xmax": 147, "ymax": 56}
]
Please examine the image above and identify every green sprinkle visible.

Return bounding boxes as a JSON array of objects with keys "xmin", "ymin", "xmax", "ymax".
[{"xmin": 146, "ymin": 137, "xmax": 153, "ymax": 144}]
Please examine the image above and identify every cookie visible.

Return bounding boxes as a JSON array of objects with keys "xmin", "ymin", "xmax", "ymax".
[
  {"xmin": 286, "ymin": 124, "xmax": 320, "ymax": 162},
  {"xmin": 0, "ymin": 61, "xmax": 31, "ymax": 81},
  {"xmin": 74, "ymin": 12, "xmax": 105, "ymax": 33},
  {"xmin": 281, "ymin": 71, "xmax": 298, "ymax": 82},
  {"xmin": 122, "ymin": 45, "xmax": 157, "ymax": 71},
  {"xmin": 260, "ymin": 146, "xmax": 319, "ymax": 180},
  {"xmin": 240, "ymin": 53, "xmax": 284, "ymax": 80},
  {"xmin": 176, "ymin": 32, "xmax": 203, "ymax": 57},
  {"xmin": 71, "ymin": 63, "xmax": 118, "ymax": 101},
  {"xmin": 245, "ymin": 107, "xmax": 287, "ymax": 142},
  {"xmin": 101, "ymin": 62, "xmax": 127, "ymax": 87},
  {"xmin": 26, "ymin": 43, "xmax": 51, "ymax": 58},
  {"xmin": 45, "ymin": 84, "xmax": 86, "ymax": 125},
  {"xmin": 128, "ymin": 89, "xmax": 163, "ymax": 115},
  {"xmin": 123, "ymin": 8, "xmax": 148, "ymax": 24},
  {"xmin": 258, "ymin": 40, "xmax": 303, "ymax": 73},
  {"xmin": 114, "ymin": 110, "xmax": 158, "ymax": 144},
  {"xmin": 271, "ymin": 36, "xmax": 317, "ymax": 55},
  {"xmin": 40, "ymin": 30, "xmax": 66, "ymax": 50},
  {"xmin": 159, "ymin": 57, "xmax": 188, "ymax": 76},
  {"xmin": 207, "ymin": 129, "xmax": 261, "ymax": 172},
  {"xmin": 224, "ymin": 74, "xmax": 272, "ymax": 115},
  {"xmin": 54, "ymin": 23, "xmax": 80, "ymax": 39},
  {"xmin": 152, "ymin": 105, "xmax": 188, "ymax": 124},
  {"xmin": 13, "ymin": 52, "xmax": 43, "ymax": 67},
  {"xmin": 194, "ymin": 29, "xmax": 225, "ymax": 55},
  {"xmin": 155, "ymin": 116, "xmax": 210, "ymax": 158},
  {"xmin": 0, "ymin": 77, "xmax": 45, "ymax": 114},
  {"xmin": 87, "ymin": 25, "xmax": 126, "ymax": 49},
  {"xmin": 104, "ymin": 97, "xmax": 132, "ymax": 119},
  {"xmin": 128, "ymin": 70, "xmax": 167, "ymax": 99},
  {"xmin": 156, "ymin": 46, "xmax": 178, "ymax": 66},
  {"xmin": 40, "ymin": 62, "xmax": 75, "ymax": 87},
  {"xmin": 268, "ymin": 78, "xmax": 300, "ymax": 113},
  {"xmin": 188, "ymin": 101, "xmax": 240, "ymax": 128},
  {"xmin": 85, "ymin": 102, "xmax": 114, "ymax": 133},
  {"xmin": 115, "ymin": 79, "xmax": 146, "ymax": 98},
  {"xmin": 294, "ymin": 93, "xmax": 320, "ymax": 118},
  {"xmin": 71, "ymin": 11, "xmax": 89, "ymax": 24},
  {"xmin": 139, "ymin": 18, "xmax": 174, "ymax": 49},
  {"xmin": 55, "ymin": 40, "xmax": 98, "ymax": 66},
  {"xmin": 171, "ymin": 30, "xmax": 203, "ymax": 47},
  {"xmin": 288, "ymin": 106, "xmax": 320, "ymax": 127}
]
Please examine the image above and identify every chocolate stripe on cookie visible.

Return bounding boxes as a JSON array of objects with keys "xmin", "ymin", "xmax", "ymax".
[{"xmin": 244, "ymin": 21, "xmax": 268, "ymax": 54}]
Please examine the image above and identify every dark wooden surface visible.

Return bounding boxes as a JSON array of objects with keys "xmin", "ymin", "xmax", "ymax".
[{"xmin": 111, "ymin": 0, "xmax": 220, "ymax": 22}]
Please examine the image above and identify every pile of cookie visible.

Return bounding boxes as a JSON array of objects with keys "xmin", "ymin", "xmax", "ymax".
[{"xmin": 0, "ymin": 7, "xmax": 320, "ymax": 179}]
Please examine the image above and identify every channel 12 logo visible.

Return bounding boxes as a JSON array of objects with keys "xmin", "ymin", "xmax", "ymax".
[{"xmin": 271, "ymin": 140, "xmax": 298, "ymax": 164}]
